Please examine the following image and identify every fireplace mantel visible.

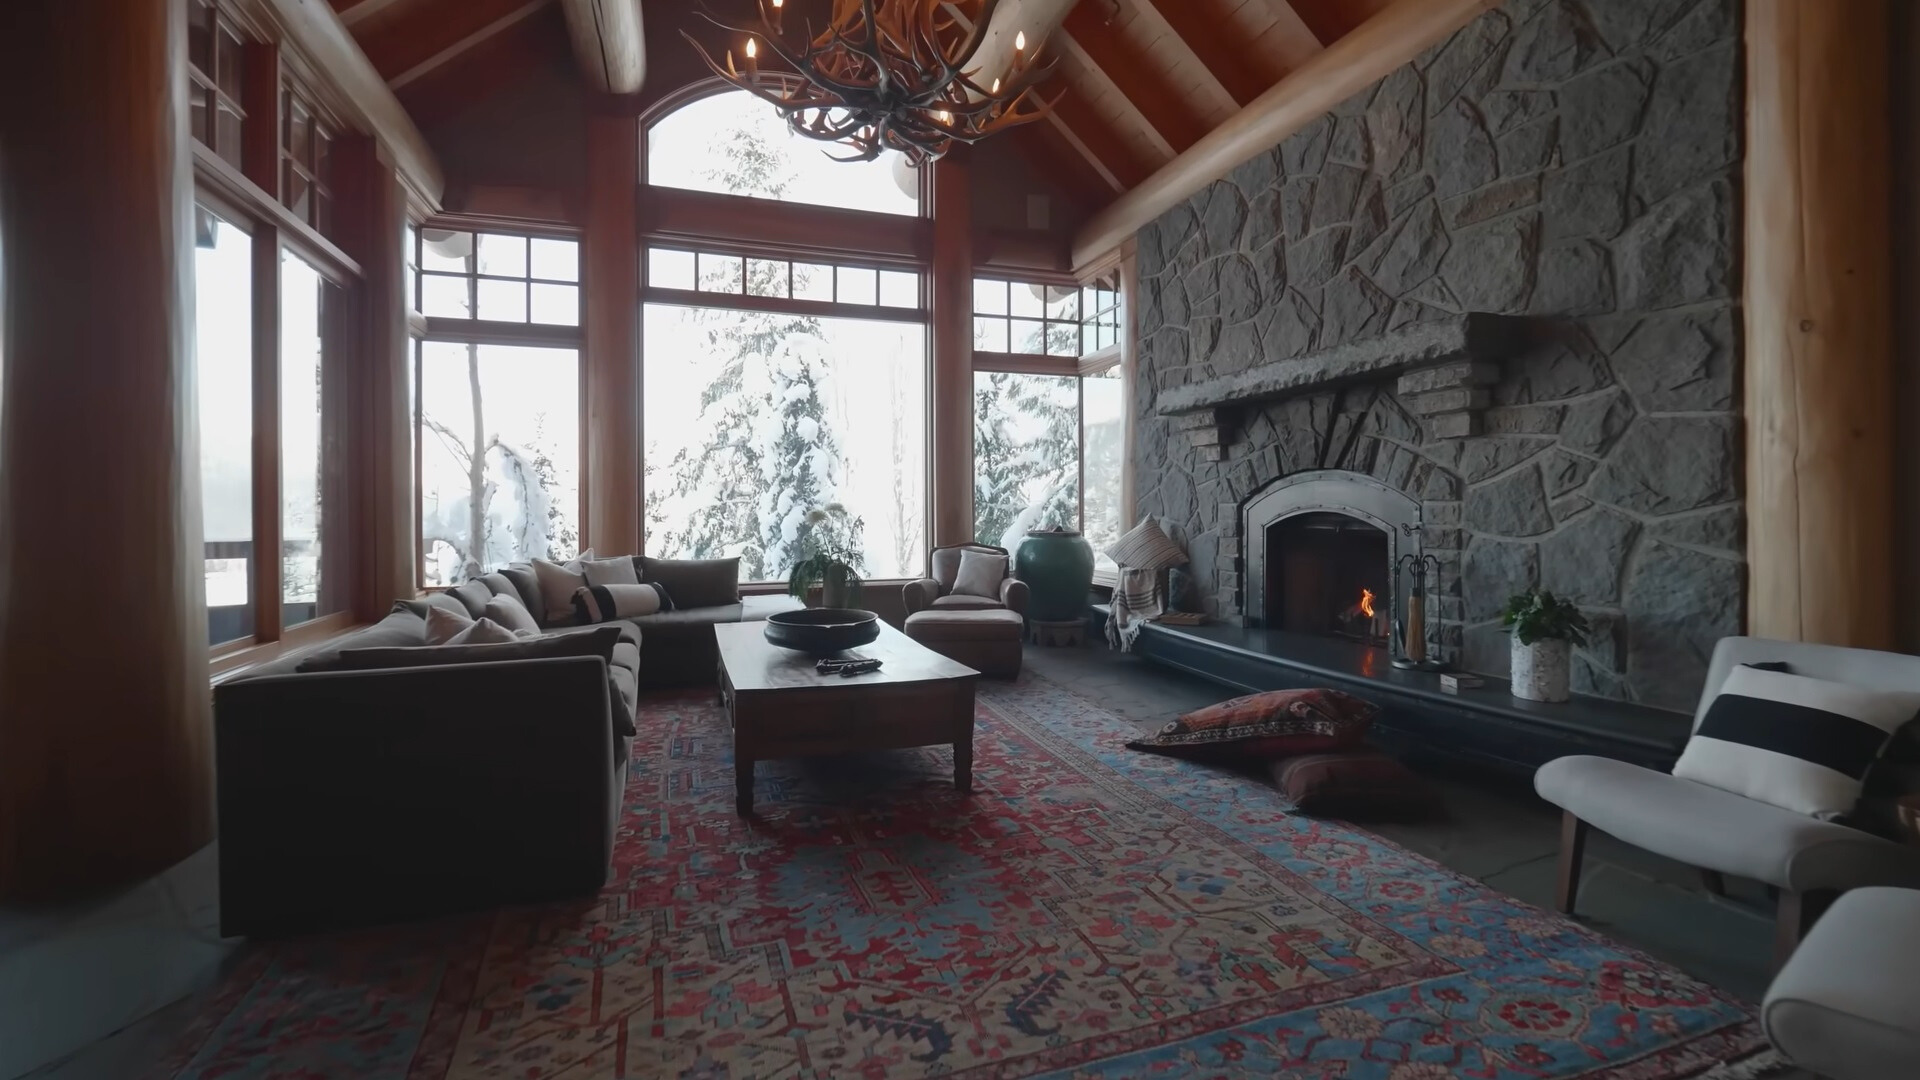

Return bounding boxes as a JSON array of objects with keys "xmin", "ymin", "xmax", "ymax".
[{"xmin": 1158, "ymin": 313, "xmax": 1532, "ymax": 442}]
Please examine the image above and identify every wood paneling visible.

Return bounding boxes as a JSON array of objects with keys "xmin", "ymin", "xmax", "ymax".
[
  {"xmin": 356, "ymin": 0, "xmax": 552, "ymax": 87},
  {"xmin": 931, "ymin": 151, "xmax": 975, "ymax": 547},
  {"xmin": 1745, "ymin": 0, "xmax": 1895, "ymax": 648},
  {"xmin": 0, "ymin": 0, "xmax": 213, "ymax": 900},
  {"xmin": 586, "ymin": 111, "xmax": 643, "ymax": 556},
  {"xmin": 1046, "ymin": 85, "xmax": 1154, "ymax": 194},
  {"xmin": 396, "ymin": 7, "xmax": 575, "ymax": 130},
  {"xmin": 1073, "ymin": 0, "xmax": 1497, "ymax": 267},
  {"xmin": 1061, "ymin": 5, "xmax": 1208, "ymax": 154}
]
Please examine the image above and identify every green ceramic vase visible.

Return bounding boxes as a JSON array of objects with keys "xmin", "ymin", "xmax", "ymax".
[{"xmin": 1014, "ymin": 526, "xmax": 1095, "ymax": 622}]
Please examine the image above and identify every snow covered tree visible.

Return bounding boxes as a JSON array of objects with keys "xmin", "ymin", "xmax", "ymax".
[
  {"xmin": 973, "ymin": 372, "xmax": 1079, "ymax": 549},
  {"xmin": 654, "ymin": 115, "xmax": 865, "ymax": 580}
]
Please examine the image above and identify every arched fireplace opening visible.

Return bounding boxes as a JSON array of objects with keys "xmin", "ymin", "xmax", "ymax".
[{"xmin": 1268, "ymin": 512, "xmax": 1391, "ymax": 647}]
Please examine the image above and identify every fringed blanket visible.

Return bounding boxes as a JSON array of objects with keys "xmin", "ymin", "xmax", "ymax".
[{"xmin": 1105, "ymin": 567, "xmax": 1161, "ymax": 652}]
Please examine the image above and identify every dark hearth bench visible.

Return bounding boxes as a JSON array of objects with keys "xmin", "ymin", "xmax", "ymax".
[{"xmin": 1131, "ymin": 620, "xmax": 1689, "ymax": 775}]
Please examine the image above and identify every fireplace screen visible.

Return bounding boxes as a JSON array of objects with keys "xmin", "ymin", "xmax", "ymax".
[{"xmin": 1266, "ymin": 512, "xmax": 1392, "ymax": 647}]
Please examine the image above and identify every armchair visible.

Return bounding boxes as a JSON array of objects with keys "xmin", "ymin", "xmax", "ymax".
[
  {"xmin": 904, "ymin": 543, "xmax": 1029, "ymax": 616},
  {"xmin": 1536, "ymin": 636, "xmax": 1920, "ymax": 968}
]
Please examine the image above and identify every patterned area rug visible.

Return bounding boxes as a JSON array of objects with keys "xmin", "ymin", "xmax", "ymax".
[{"xmin": 157, "ymin": 675, "xmax": 1771, "ymax": 1079}]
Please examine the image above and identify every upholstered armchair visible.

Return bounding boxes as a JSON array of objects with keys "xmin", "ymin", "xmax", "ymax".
[
  {"xmin": 1535, "ymin": 637, "xmax": 1920, "ymax": 968},
  {"xmin": 904, "ymin": 543, "xmax": 1029, "ymax": 616}
]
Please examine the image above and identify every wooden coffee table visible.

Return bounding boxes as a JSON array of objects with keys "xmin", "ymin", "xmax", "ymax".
[{"xmin": 714, "ymin": 620, "xmax": 981, "ymax": 814}]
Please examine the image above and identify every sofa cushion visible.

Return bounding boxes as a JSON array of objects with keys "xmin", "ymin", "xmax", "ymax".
[
  {"xmin": 953, "ymin": 549, "xmax": 1008, "ymax": 598},
  {"xmin": 930, "ymin": 545, "xmax": 1001, "ymax": 591},
  {"xmin": 931, "ymin": 593, "xmax": 1004, "ymax": 611},
  {"xmin": 322, "ymin": 625, "xmax": 622, "ymax": 672},
  {"xmin": 393, "ymin": 593, "xmax": 471, "ymax": 621},
  {"xmin": 446, "ymin": 579, "xmax": 495, "ymax": 618},
  {"xmin": 1269, "ymin": 752, "xmax": 1440, "ymax": 821},
  {"xmin": 574, "ymin": 583, "xmax": 666, "ymax": 624},
  {"xmin": 497, "ymin": 564, "xmax": 545, "ymax": 620},
  {"xmin": 581, "ymin": 556, "xmax": 640, "ymax": 587},
  {"xmin": 425, "ymin": 605, "xmax": 476, "ymax": 645},
  {"xmin": 639, "ymin": 556, "xmax": 740, "ymax": 609},
  {"xmin": 484, "ymin": 592, "xmax": 542, "ymax": 634},
  {"xmin": 533, "ymin": 549, "xmax": 595, "ymax": 625},
  {"xmin": 627, "ymin": 604, "xmax": 745, "ymax": 646},
  {"xmin": 905, "ymin": 609, "xmax": 1024, "ymax": 642}
]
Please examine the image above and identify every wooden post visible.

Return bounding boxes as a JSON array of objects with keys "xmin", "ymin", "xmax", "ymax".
[
  {"xmin": 1745, "ymin": 0, "xmax": 1895, "ymax": 648},
  {"xmin": 1118, "ymin": 238, "xmax": 1140, "ymax": 528},
  {"xmin": 0, "ymin": 0, "xmax": 214, "ymax": 899},
  {"xmin": 585, "ymin": 109, "xmax": 642, "ymax": 555},
  {"xmin": 931, "ymin": 151, "xmax": 974, "ymax": 547}
]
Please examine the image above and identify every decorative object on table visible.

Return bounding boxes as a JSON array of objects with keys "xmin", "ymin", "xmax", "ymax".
[
  {"xmin": 1269, "ymin": 751, "xmax": 1442, "ymax": 821},
  {"xmin": 1014, "ymin": 524, "xmax": 1094, "ymax": 626},
  {"xmin": 682, "ymin": 0, "xmax": 1059, "ymax": 165},
  {"xmin": 1392, "ymin": 551, "xmax": 1447, "ymax": 671},
  {"xmin": 762, "ymin": 608, "xmax": 882, "ymax": 655},
  {"xmin": 1126, "ymin": 687, "xmax": 1379, "ymax": 762},
  {"xmin": 1439, "ymin": 672, "xmax": 1485, "ymax": 695},
  {"xmin": 1104, "ymin": 516, "xmax": 1188, "ymax": 652},
  {"xmin": 1501, "ymin": 587, "xmax": 1589, "ymax": 703},
  {"xmin": 786, "ymin": 504, "xmax": 865, "ymax": 608}
]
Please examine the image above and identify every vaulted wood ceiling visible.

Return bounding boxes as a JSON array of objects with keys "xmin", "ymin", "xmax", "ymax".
[{"xmin": 327, "ymin": 0, "xmax": 1395, "ymax": 213}]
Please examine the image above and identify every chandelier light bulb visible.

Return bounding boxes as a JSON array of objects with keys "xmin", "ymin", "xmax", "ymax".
[
  {"xmin": 992, "ymin": 77, "xmax": 1001, "ymax": 93},
  {"xmin": 745, "ymin": 37, "xmax": 758, "ymax": 58},
  {"xmin": 935, "ymin": 109, "xmax": 952, "ymax": 124},
  {"xmin": 1014, "ymin": 30, "xmax": 1026, "ymax": 51},
  {"xmin": 771, "ymin": 0, "xmax": 782, "ymax": 6}
]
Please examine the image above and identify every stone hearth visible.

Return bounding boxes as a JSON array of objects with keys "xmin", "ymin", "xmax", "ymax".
[{"xmin": 1130, "ymin": 0, "xmax": 1743, "ymax": 711}]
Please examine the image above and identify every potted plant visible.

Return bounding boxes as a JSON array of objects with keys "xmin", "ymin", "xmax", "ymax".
[
  {"xmin": 1500, "ymin": 588, "xmax": 1589, "ymax": 703},
  {"xmin": 787, "ymin": 504, "xmax": 866, "ymax": 609}
]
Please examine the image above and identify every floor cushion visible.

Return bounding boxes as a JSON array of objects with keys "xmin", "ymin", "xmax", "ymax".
[
  {"xmin": 1270, "ymin": 751, "xmax": 1439, "ymax": 820},
  {"xmin": 1127, "ymin": 688, "xmax": 1378, "ymax": 761}
]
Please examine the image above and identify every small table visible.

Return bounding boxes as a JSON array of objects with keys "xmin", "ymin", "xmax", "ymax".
[{"xmin": 714, "ymin": 621, "xmax": 981, "ymax": 814}]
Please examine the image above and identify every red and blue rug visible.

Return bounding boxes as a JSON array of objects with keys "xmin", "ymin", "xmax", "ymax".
[{"xmin": 157, "ymin": 675, "xmax": 1771, "ymax": 1078}]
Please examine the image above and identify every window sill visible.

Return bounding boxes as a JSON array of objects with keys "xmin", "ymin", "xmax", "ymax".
[{"xmin": 209, "ymin": 615, "xmax": 365, "ymax": 685}]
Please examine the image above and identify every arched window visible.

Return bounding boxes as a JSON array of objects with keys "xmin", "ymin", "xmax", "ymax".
[{"xmin": 646, "ymin": 89, "xmax": 921, "ymax": 217}]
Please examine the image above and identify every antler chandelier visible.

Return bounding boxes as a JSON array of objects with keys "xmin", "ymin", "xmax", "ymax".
[{"xmin": 684, "ymin": 0, "xmax": 1058, "ymax": 165}]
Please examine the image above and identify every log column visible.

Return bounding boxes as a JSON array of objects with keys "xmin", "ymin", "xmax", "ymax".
[
  {"xmin": 1745, "ymin": 0, "xmax": 1895, "ymax": 647},
  {"xmin": 931, "ymin": 151, "xmax": 974, "ymax": 547},
  {"xmin": 585, "ymin": 109, "xmax": 642, "ymax": 555},
  {"xmin": 0, "ymin": 0, "xmax": 213, "ymax": 899}
]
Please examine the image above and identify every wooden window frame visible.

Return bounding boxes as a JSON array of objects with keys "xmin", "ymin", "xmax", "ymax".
[{"xmin": 279, "ymin": 79, "xmax": 338, "ymax": 236}]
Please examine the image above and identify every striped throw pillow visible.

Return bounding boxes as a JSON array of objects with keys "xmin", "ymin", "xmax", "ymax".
[
  {"xmin": 1673, "ymin": 666, "xmax": 1920, "ymax": 819},
  {"xmin": 573, "ymin": 583, "xmax": 668, "ymax": 624},
  {"xmin": 1106, "ymin": 517, "xmax": 1186, "ymax": 571}
]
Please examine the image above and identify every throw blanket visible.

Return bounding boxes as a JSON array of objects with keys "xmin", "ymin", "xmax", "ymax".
[{"xmin": 1105, "ymin": 568, "xmax": 1161, "ymax": 652}]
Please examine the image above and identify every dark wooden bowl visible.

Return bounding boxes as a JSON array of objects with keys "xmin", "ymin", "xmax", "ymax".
[{"xmin": 763, "ymin": 608, "xmax": 881, "ymax": 654}]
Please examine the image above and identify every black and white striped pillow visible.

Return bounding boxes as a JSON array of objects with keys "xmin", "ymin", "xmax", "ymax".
[
  {"xmin": 1673, "ymin": 666, "xmax": 1920, "ymax": 819},
  {"xmin": 573, "ymin": 583, "xmax": 669, "ymax": 624}
]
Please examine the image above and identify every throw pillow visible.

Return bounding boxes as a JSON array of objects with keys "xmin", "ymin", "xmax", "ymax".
[
  {"xmin": 1673, "ymin": 665, "xmax": 1920, "ymax": 819},
  {"xmin": 1107, "ymin": 517, "xmax": 1186, "ymax": 571},
  {"xmin": 952, "ymin": 549, "xmax": 1007, "ymax": 599},
  {"xmin": 1269, "ymin": 752, "xmax": 1440, "ymax": 820},
  {"xmin": 484, "ymin": 592, "xmax": 541, "ymax": 634},
  {"xmin": 532, "ymin": 548, "xmax": 595, "ymax": 624},
  {"xmin": 446, "ymin": 578, "xmax": 494, "ymax": 618},
  {"xmin": 331, "ymin": 624, "xmax": 624, "ymax": 672},
  {"xmin": 573, "ymin": 583, "xmax": 666, "ymax": 624},
  {"xmin": 444, "ymin": 617, "xmax": 520, "ymax": 646},
  {"xmin": 1127, "ymin": 688, "xmax": 1379, "ymax": 761},
  {"xmin": 580, "ymin": 556, "xmax": 640, "ymax": 588},
  {"xmin": 639, "ymin": 556, "xmax": 740, "ymax": 609},
  {"xmin": 424, "ymin": 604, "xmax": 475, "ymax": 645},
  {"xmin": 392, "ymin": 593, "xmax": 472, "ymax": 621},
  {"xmin": 497, "ymin": 563, "xmax": 545, "ymax": 620}
]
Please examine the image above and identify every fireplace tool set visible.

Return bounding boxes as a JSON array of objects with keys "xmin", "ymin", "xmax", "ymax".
[{"xmin": 1391, "ymin": 550, "xmax": 1448, "ymax": 672}]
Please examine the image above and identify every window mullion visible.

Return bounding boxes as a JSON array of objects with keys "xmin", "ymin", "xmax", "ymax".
[{"xmin": 251, "ymin": 224, "xmax": 285, "ymax": 641}]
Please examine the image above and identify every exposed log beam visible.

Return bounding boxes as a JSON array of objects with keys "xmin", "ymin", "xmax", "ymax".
[
  {"xmin": 1072, "ymin": 0, "xmax": 1496, "ymax": 267},
  {"xmin": 559, "ymin": 0, "xmax": 645, "ymax": 95},
  {"xmin": 964, "ymin": 0, "xmax": 1079, "ymax": 93},
  {"xmin": 334, "ymin": 0, "xmax": 410, "ymax": 29},
  {"xmin": 359, "ymin": 0, "xmax": 551, "ymax": 86},
  {"xmin": 1060, "ymin": 4, "xmax": 1206, "ymax": 154},
  {"xmin": 1137, "ymin": 0, "xmax": 1271, "ymax": 108},
  {"xmin": 261, "ymin": 0, "xmax": 444, "ymax": 206},
  {"xmin": 1745, "ymin": 0, "xmax": 1895, "ymax": 647}
]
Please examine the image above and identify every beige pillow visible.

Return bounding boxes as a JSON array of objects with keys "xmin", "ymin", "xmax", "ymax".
[
  {"xmin": 580, "ymin": 556, "xmax": 639, "ymax": 587},
  {"xmin": 424, "ymin": 604, "xmax": 475, "ymax": 645},
  {"xmin": 953, "ymin": 549, "xmax": 1008, "ymax": 599},
  {"xmin": 484, "ymin": 593, "xmax": 541, "ymax": 634},
  {"xmin": 1106, "ymin": 518, "xmax": 1187, "ymax": 571},
  {"xmin": 532, "ymin": 548, "xmax": 594, "ymax": 624}
]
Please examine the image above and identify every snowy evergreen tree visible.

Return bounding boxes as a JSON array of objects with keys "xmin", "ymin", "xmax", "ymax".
[
  {"xmin": 655, "ymin": 117, "xmax": 865, "ymax": 580},
  {"xmin": 973, "ymin": 372, "xmax": 1078, "ymax": 549}
]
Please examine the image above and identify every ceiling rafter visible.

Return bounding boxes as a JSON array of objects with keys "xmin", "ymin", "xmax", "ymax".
[
  {"xmin": 331, "ymin": 0, "xmax": 409, "ymax": 29},
  {"xmin": 394, "ymin": 4, "xmax": 571, "ymax": 129},
  {"xmin": 1045, "ymin": 86, "xmax": 1152, "ymax": 194},
  {"xmin": 1058, "ymin": 3, "xmax": 1208, "ymax": 155},
  {"xmin": 355, "ymin": 0, "xmax": 553, "ymax": 85},
  {"xmin": 1280, "ymin": 0, "xmax": 1389, "ymax": 47},
  {"xmin": 1137, "ymin": 0, "xmax": 1276, "ymax": 107}
]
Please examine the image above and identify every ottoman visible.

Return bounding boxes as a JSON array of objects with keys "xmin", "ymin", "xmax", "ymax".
[
  {"xmin": 1762, "ymin": 886, "xmax": 1920, "ymax": 1079},
  {"xmin": 905, "ymin": 609, "xmax": 1024, "ymax": 678}
]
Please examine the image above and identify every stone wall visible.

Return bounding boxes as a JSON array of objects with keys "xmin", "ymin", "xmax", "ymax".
[{"xmin": 1132, "ymin": 0, "xmax": 1742, "ymax": 711}]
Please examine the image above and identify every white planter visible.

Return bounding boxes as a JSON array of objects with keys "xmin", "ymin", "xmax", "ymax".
[{"xmin": 1511, "ymin": 636, "xmax": 1571, "ymax": 703}]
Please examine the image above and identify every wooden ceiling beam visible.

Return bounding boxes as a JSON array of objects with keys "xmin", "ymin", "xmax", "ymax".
[
  {"xmin": 1059, "ymin": 5, "xmax": 1208, "ymax": 155},
  {"xmin": 1012, "ymin": 119, "xmax": 1118, "ymax": 209},
  {"xmin": 1137, "ymin": 0, "xmax": 1273, "ymax": 107},
  {"xmin": 963, "ymin": 0, "xmax": 1079, "ymax": 93},
  {"xmin": 358, "ymin": 0, "xmax": 552, "ymax": 85},
  {"xmin": 332, "ymin": 0, "xmax": 410, "ymax": 29},
  {"xmin": 1282, "ymin": 0, "xmax": 1391, "ymax": 45},
  {"xmin": 1073, "ymin": 0, "xmax": 1496, "ymax": 267},
  {"xmin": 559, "ymin": 0, "xmax": 645, "ymax": 95},
  {"xmin": 1046, "ymin": 86, "xmax": 1152, "ymax": 194}
]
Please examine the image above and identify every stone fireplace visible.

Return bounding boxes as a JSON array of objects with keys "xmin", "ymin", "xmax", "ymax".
[
  {"xmin": 1129, "ymin": 0, "xmax": 1745, "ymax": 712},
  {"xmin": 1243, "ymin": 471, "xmax": 1419, "ymax": 652}
]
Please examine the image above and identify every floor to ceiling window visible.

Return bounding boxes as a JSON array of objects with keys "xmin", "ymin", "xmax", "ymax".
[
  {"xmin": 409, "ymin": 227, "xmax": 583, "ymax": 586},
  {"xmin": 641, "ymin": 89, "xmax": 932, "ymax": 583},
  {"xmin": 193, "ymin": 206, "xmax": 254, "ymax": 644},
  {"xmin": 971, "ymin": 274, "xmax": 1126, "ymax": 572}
]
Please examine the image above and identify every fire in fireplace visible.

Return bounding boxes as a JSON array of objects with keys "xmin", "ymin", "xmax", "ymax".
[{"xmin": 1266, "ymin": 512, "xmax": 1392, "ymax": 648}]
